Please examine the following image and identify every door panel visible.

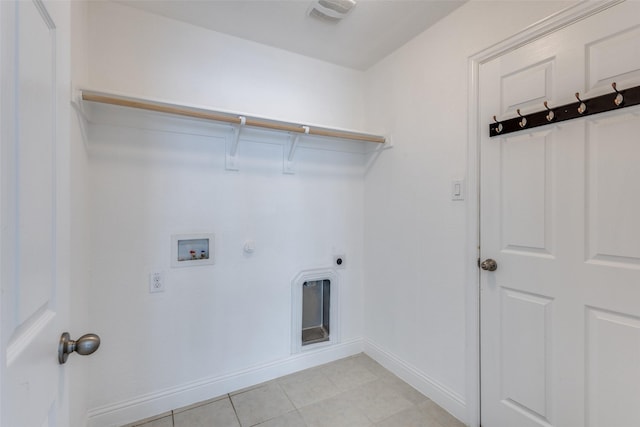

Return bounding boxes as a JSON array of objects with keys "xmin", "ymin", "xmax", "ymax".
[
  {"xmin": 586, "ymin": 113, "xmax": 640, "ymax": 265},
  {"xmin": 501, "ymin": 59, "xmax": 554, "ymax": 116},
  {"xmin": 586, "ymin": 25, "xmax": 640, "ymax": 91},
  {"xmin": 1, "ymin": 0, "xmax": 69, "ymax": 426},
  {"xmin": 501, "ymin": 132, "xmax": 554, "ymax": 256},
  {"xmin": 500, "ymin": 288, "xmax": 552, "ymax": 421},
  {"xmin": 480, "ymin": 2, "xmax": 640, "ymax": 427},
  {"xmin": 585, "ymin": 308, "xmax": 640, "ymax": 426},
  {"xmin": 16, "ymin": 0, "xmax": 56, "ymax": 325}
]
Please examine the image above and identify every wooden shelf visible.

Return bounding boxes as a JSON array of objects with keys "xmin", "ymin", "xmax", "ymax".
[
  {"xmin": 74, "ymin": 89, "xmax": 390, "ymax": 173},
  {"xmin": 79, "ymin": 90, "xmax": 386, "ymax": 144}
]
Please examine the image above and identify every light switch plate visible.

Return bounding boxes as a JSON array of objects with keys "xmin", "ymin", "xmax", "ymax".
[{"xmin": 452, "ymin": 180, "xmax": 465, "ymax": 201}]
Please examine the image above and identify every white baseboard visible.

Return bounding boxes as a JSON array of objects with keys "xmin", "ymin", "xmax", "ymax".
[
  {"xmin": 87, "ymin": 338, "xmax": 363, "ymax": 427},
  {"xmin": 363, "ymin": 339, "xmax": 467, "ymax": 425}
]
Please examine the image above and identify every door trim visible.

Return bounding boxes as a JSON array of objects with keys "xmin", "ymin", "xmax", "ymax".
[{"xmin": 464, "ymin": 1, "xmax": 624, "ymax": 426}]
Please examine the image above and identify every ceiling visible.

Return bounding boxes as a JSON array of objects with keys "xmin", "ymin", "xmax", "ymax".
[{"xmin": 115, "ymin": 0, "xmax": 467, "ymax": 70}]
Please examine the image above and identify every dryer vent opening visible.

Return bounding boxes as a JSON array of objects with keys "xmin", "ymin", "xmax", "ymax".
[
  {"xmin": 302, "ymin": 279, "xmax": 330, "ymax": 345},
  {"xmin": 291, "ymin": 268, "xmax": 339, "ymax": 354}
]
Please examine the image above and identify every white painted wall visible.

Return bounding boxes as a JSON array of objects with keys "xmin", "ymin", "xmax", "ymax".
[
  {"xmin": 362, "ymin": 0, "xmax": 576, "ymax": 422},
  {"xmin": 69, "ymin": 1, "xmax": 92, "ymax": 425},
  {"xmin": 86, "ymin": 1, "xmax": 366, "ymax": 132},
  {"xmin": 86, "ymin": 126, "xmax": 367, "ymax": 425},
  {"xmin": 83, "ymin": 2, "xmax": 368, "ymax": 425}
]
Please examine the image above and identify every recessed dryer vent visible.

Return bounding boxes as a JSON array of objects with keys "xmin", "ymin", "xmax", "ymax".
[
  {"xmin": 291, "ymin": 268, "xmax": 339, "ymax": 354},
  {"xmin": 302, "ymin": 280, "xmax": 330, "ymax": 345}
]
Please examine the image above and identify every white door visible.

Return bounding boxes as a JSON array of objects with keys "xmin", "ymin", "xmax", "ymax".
[
  {"xmin": 1, "ymin": 0, "xmax": 71, "ymax": 426},
  {"xmin": 480, "ymin": 2, "xmax": 640, "ymax": 427}
]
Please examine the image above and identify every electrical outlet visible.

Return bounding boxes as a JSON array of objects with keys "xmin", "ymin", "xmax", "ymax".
[
  {"xmin": 149, "ymin": 272, "xmax": 164, "ymax": 293},
  {"xmin": 334, "ymin": 254, "xmax": 346, "ymax": 269}
]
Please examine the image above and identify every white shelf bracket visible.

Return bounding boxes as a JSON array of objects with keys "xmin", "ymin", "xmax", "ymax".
[
  {"xmin": 226, "ymin": 116, "xmax": 245, "ymax": 171},
  {"xmin": 71, "ymin": 88, "xmax": 90, "ymax": 150},
  {"xmin": 283, "ymin": 126, "xmax": 308, "ymax": 174}
]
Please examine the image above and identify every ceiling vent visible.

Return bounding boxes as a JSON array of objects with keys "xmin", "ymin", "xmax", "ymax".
[{"xmin": 308, "ymin": 0, "xmax": 357, "ymax": 23}]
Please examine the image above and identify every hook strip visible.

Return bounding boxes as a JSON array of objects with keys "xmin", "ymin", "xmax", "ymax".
[{"xmin": 489, "ymin": 82, "xmax": 640, "ymax": 137}]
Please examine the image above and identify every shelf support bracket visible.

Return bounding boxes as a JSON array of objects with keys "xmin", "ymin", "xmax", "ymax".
[
  {"xmin": 283, "ymin": 126, "xmax": 309, "ymax": 174},
  {"xmin": 70, "ymin": 89, "xmax": 90, "ymax": 150},
  {"xmin": 226, "ymin": 116, "xmax": 245, "ymax": 171}
]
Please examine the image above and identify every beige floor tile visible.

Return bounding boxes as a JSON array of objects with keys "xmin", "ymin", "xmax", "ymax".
[
  {"xmin": 418, "ymin": 400, "xmax": 465, "ymax": 427},
  {"xmin": 350, "ymin": 354, "xmax": 396, "ymax": 380},
  {"xmin": 318, "ymin": 357, "xmax": 378, "ymax": 391},
  {"xmin": 122, "ymin": 354, "xmax": 463, "ymax": 427},
  {"xmin": 173, "ymin": 394, "xmax": 228, "ymax": 414},
  {"xmin": 229, "ymin": 380, "xmax": 274, "ymax": 397},
  {"xmin": 231, "ymin": 382, "xmax": 295, "ymax": 427},
  {"xmin": 299, "ymin": 395, "xmax": 373, "ymax": 427},
  {"xmin": 136, "ymin": 415, "xmax": 174, "ymax": 427},
  {"xmin": 375, "ymin": 406, "xmax": 443, "ymax": 427},
  {"xmin": 173, "ymin": 397, "xmax": 239, "ymax": 427},
  {"xmin": 343, "ymin": 379, "xmax": 414, "ymax": 422},
  {"xmin": 122, "ymin": 412, "xmax": 173, "ymax": 427},
  {"xmin": 253, "ymin": 410, "xmax": 307, "ymax": 427},
  {"xmin": 140, "ymin": 415, "xmax": 173, "ymax": 427},
  {"xmin": 379, "ymin": 375, "xmax": 430, "ymax": 405},
  {"xmin": 278, "ymin": 368, "xmax": 341, "ymax": 408}
]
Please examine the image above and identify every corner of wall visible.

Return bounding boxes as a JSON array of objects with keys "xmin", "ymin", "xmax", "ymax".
[{"xmin": 363, "ymin": 340, "xmax": 466, "ymax": 423}]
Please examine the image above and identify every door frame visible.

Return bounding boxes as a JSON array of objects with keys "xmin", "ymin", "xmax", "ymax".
[{"xmin": 464, "ymin": 1, "xmax": 624, "ymax": 426}]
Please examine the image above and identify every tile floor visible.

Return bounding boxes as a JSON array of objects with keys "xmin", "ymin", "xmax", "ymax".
[{"xmin": 124, "ymin": 353, "xmax": 465, "ymax": 427}]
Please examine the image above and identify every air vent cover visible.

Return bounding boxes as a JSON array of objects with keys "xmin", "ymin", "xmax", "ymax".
[{"xmin": 308, "ymin": 0, "xmax": 356, "ymax": 22}]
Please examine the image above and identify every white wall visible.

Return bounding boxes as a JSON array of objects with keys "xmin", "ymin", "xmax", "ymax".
[
  {"xmin": 86, "ymin": 1, "xmax": 366, "ymax": 132},
  {"xmin": 362, "ymin": 0, "xmax": 575, "ymax": 422},
  {"xmin": 83, "ymin": 2, "xmax": 369, "ymax": 425},
  {"xmin": 69, "ymin": 1, "xmax": 92, "ymax": 425}
]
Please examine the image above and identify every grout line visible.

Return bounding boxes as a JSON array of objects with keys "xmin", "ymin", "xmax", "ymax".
[
  {"xmin": 294, "ymin": 408, "xmax": 309, "ymax": 427},
  {"xmin": 228, "ymin": 393, "xmax": 243, "ymax": 427},
  {"xmin": 278, "ymin": 381, "xmax": 298, "ymax": 411}
]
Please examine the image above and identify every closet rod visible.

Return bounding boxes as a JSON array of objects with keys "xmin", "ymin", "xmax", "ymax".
[{"xmin": 81, "ymin": 91, "xmax": 386, "ymax": 144}]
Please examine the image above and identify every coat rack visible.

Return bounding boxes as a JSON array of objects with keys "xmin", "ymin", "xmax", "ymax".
[{"xmin": 490, "ymin": 82, "xmax": 640, "ymax": 137}]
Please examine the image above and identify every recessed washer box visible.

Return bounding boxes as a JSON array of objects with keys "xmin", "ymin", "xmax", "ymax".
[{"xmin": 171, "ymin": 233, "xmax": 215, "ymax": 268}]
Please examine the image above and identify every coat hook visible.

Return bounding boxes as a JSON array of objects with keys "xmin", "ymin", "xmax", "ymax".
[
  {"xmin": 575, "ymin": 92, "xmax": 587, "ymax": 114},
  {"xmin": 544, "ymin": 101, "xmax": 555, "ymax": 122},
  {"xmin": 516, "ymin": 109, "xmax": 527, "ymax": 128},
  {"xmin": 612, "ymin": 82, "xmax": 624, "ymax": 106},
  {"xmin": 493, "ymin": 115, "xmax": 503, "ymax": 133}
]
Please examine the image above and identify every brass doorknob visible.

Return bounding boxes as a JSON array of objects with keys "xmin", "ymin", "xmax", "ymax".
[
  {"xmin": 480, "ymin": 259, "xmax": 498, "ymax": 271},
  {"xmin": 58, "ymin": 332, "xmax": 101, "ymax": 364}
]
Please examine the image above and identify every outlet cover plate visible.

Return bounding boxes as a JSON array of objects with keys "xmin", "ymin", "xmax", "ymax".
[{"xmin": 149, "ymin": 272, "xmax": 165, "ymax": 293}]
